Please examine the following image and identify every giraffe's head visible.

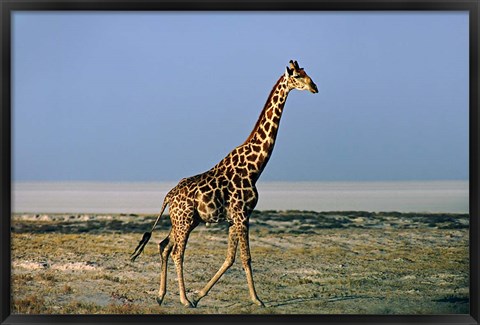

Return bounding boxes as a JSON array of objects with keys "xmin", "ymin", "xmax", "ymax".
[{"xmin": 285, "ymin": 60, "xmax": 318, "ymax": 94}]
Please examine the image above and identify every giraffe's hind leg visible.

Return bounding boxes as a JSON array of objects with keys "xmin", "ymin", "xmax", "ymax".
[
  {"xmin": 156, "ymin": 232, "xmax": 173, "ymax": 306},
  {"xmin": 171, "ymin": 225, "xmax": 197, "ymax": 308}
]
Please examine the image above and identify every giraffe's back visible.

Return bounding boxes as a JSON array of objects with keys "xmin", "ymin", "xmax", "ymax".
[{"xmin": 167, "ymin": 166, "xmax": 258, "ymax": 225}]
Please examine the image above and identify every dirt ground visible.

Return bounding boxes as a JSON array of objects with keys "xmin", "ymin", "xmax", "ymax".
[{"xmin": 11, "ymin": 211, "xmax": 470, "ymax": 315}]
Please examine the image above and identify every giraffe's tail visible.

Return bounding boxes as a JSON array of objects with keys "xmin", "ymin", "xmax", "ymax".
[{"xmin": 130, "ymin": 194, "xmax": 169, "ymax": 262}]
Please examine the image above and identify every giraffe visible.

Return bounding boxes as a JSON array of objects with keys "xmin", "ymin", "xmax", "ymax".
[{"xmin": 131, "ymin": 60, "xmax": 318, "ymax": 308}]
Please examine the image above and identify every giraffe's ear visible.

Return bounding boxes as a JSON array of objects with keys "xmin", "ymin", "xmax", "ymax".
[{"xmin": 285, "ymin": 67, "xmax": 293, "ymax": 77}]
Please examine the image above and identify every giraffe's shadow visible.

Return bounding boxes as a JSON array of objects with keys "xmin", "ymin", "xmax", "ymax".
[
  {"xmin": 266, "ymin": 294, "xmax": 364, "ymax": 308},
  {"xmin": 192, "ymin": 294, "xmax": 364, "ymax": 310}
]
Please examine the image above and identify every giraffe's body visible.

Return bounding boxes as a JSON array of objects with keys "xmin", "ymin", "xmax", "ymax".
[{"xmin": 131, "ymin": 60, "xmax": 318, "ymax": 307}]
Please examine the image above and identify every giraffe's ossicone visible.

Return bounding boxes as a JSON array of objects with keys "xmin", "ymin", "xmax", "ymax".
[{"xmin": 131, "ymin": 60, "xmax": 318, "ymax": 308}]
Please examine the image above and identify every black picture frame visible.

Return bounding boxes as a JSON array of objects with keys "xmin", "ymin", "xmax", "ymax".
[{"xmin": 1, "ymin": 0, "xmax": 478, "ymax": 324}]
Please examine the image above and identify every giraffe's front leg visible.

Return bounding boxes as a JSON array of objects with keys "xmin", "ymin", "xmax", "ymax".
[
  {"xmin": 238, "ymin": 222, "xmax": 265, "ymax": 307},
  {"xmin": 192, "ymin": 224, "xmax": 239, "ymax": 307}
]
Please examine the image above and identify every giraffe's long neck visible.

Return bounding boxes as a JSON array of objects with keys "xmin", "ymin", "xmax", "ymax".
[
  {"xmin": 242, "ymin": 75, "xmax": 291, "ymax": 181},
  {"xmin": 212, "ymin": 75, "xmax": 291, "ymax": 184}
]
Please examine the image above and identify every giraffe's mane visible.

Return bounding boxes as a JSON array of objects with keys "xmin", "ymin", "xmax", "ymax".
[{"xmin": 242, "ymin": 74, "xmax": 285, "ymax": 145}]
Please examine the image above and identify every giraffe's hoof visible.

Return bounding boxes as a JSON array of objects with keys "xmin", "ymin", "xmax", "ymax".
[
  {"xmin": 183, "ymin": 300, "xmax": 195, "ymax": 308},
  {"xmin": 253, "ymin": 298, "xmax": 265, "ymax": 307},
  {"xmin": 191, "ymin": 292, "xmax": 202, "ymax": 308},
  {"xmin": 156, "ymin": 296, "xmax": 164, "ymax": 306}
]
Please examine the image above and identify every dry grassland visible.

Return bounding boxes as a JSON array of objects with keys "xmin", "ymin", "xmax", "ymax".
[{"xmin": 11, "ymin": 211, "xmax": 469, "ymax": 315}]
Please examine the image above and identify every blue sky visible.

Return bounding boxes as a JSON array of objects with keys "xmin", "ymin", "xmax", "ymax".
[{"xmin": 12, "ymin": 11, "xmax": 469, "ymax": 182}]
